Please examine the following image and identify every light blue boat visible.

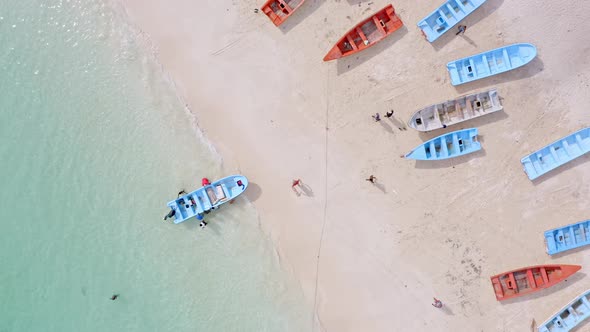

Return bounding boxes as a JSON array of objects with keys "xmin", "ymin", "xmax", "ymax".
[
  {"xmin": 446, "ymin": 43, "xmax": 537, "ymax": 85},
  {"xmin": 417, "ymin": 0, "xmax": 487, "ymax": 42},
  {"xmin": 164, "ymin": 175, "xmax": 248, "ymax": 224},
  {"xmin": 538, "ymin": 289, "xmax": 590, "ymax": 332},
  {"xmin": 404, "ymin": 128, "xmax": 480, "ymax": 160},
  {"xmin": 521, "ymin": 127, "xmax": 590, "ymax": 180},
  {"xmin": 545, "ymin": 220, "xmax": 590, "ymax": 255}
]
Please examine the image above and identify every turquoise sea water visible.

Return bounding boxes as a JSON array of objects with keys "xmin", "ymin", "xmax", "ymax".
[{"xmin": 0, "ymin": 1, "xmax": 308, "ymax": 331}]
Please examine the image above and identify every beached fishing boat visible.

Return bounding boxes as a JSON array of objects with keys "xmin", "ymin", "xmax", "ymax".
[
  {"xmin": 261, "ymin": 0, "xmax": 306, "ymax": 26},
  {"xmin": 417, "ymin": 0, "xmax": 487, "ymax": 42},
  {"xmin": 538, "ymin": 289, "xmax": 590, "ymax": 332},
  {"xmin": 521, "ymin": 127, "xmax": 590, "ymax": 180},
  {"xmin": 545, "ymin": 220, "xmax": 590, "ymax": 255},
  {"xmin": 408, "ymin": 88, "xmax": 502, "ymax": 132},
  {"xmin": 164, "ymin": 175, "xmax": 248, "ymax": 224},
  {"xmin": 404, "ymin": 128, "xmax": 480, "ymax": 160},
  {"xmin": 446, "ymin": 43, "xmax": 537, "ymax": 85},
  {"xmin": 323, "ymin": 4, "xmax": 403, "ymax": 61},
  {"xmin": 491, "ymin": 265, "xmax": 581, "ymax": 301}
]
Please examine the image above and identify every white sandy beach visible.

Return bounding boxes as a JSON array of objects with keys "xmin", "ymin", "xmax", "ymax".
[{"xmin": 116, "ymin": 0, "xmax": 590, "ymax": 330}]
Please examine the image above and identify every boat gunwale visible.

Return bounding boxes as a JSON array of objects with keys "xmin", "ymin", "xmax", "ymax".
[{"xmin": 538, "ymin": 288, "xmax": 590, "ymax": 332}]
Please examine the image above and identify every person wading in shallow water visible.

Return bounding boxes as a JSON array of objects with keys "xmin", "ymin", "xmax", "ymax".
[{"xmin": 110, "ymin": 294, "xmax": 119, "ymax": 301}]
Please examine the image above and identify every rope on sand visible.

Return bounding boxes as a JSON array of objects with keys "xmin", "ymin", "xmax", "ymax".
[{"xmin": 311, "ymin": 68, "xmax": 331, "ymax": 332}]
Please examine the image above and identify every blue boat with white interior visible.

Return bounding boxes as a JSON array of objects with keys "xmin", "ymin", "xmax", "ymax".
[
  {"xmin": 538, "ymin": 289, "xmax": 590, "ymax": 332},
  {"xmin": 545, "ymin": 220, "xmax": 590, "ymax": 255},
  {"xmin": 164, "ymin": 175, "xmax": 248, "ymax": 224},
  {"xmin": 417, "ymin": 0, "xmax": 487, "ymax": 42},
  {"xmin": 404, "ymin": 128, "xmax": 480, "ymax": 160},
  {"xmin": 521, "ymin": 127, "xmax": 590, "ymax": 180},
  {"xmin": 446, "ymin": 43, "xmax": 537, "ymax": 85}
]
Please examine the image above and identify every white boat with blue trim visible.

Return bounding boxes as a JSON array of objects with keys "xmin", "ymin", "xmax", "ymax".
[{"xmin": 164, "ymin": 175, "xmax": 248, "ymax": 224}]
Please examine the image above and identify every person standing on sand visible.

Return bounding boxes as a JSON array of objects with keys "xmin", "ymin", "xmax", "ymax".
[
  {"xmin": 292, "ymin": 179, "xmax": 302, "ymax": 195},
  {"xmin": 456, "ymin": 25, "xmax": 467, "ymax": 35},
  {"xmin": 366, "ymin": 175, "xmax": 376, "ymax": 184},
  {"xmin": 432, "ymin": 297, "xmax": 443, "ymax": 308},
  {"xmin": 385, "ymin": 110, "xmax": 394, "ymax": 118},
  {"xmin": 372, "ymin": 113, "xmax": 381, "ymax": 122}
]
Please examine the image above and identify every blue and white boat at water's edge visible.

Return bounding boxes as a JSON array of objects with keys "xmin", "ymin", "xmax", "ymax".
[
  {"xmin": 165, "ymin": 175, "xmax": 248, "ymax": 224},
  {"xmin": 538, "ymin": 289, "xmax": 590, "ymax": 332},
  {"xmin": 446, "ymin": 43, "xmax": 537, "ymax": 85},
  {"xmin": 521, "ymin": 127, "xmax": 590, "ymax": 180},
  {"xmin": 417, "ymin": 0, "xmax": 487, "ymax": 42},
  {"xmin": 404, "ymin": 128, "xmax": 480, "ymax": 160},
  {"xmin": 545, "ymin": 220, "xmax": 590, "ymax": 255}
]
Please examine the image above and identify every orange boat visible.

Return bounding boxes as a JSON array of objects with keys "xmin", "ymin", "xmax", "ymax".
[
  {"xmin": 323, "ymin": 4, "xmax": 403, "ymax": 61},
  {"xmin": 491, "ymin": 264, "xmax": 581, "ymax": 301},
  {"xmin": 261, "ymin": 0, "xmax": 306, "ymax": 27}
]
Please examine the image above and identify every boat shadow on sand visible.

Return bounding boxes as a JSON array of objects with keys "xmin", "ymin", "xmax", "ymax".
[
  {"xmin": 244, "ymin": 182, "xmax": 262, "ymax": 202},
  {"xmin": 412, "ymin": 147, "xmax": 487, "ymax": 169},
  {"xmin": 280, "ymin": 0, "xmax": 326, "ymax": 34},
  {"xmin": 550, "ymin": 245, "xmax": 590, "ymax": 259},
  {"xmin": 498, "ymin": 272, "xmax": 585, "ymax": 305},
  {"xmin": 453, "ymin": 57, "xmax": 544, "ymax": 94},
  {"xmin": 430, "ymin": 0, "xmax": 505, "ymax": 51},
  {"xmin": 336, "ymin": 25, "xmax": 409, "ymax": 75},
  {"xmin": 529, "ymin": 153, "xmax": 590, "ymax": 185}
]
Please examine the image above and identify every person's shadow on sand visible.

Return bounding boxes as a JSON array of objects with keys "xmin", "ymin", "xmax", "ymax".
[{"xmin": 299, "ymin": 183, "xmax": 314, "ymax": 197}]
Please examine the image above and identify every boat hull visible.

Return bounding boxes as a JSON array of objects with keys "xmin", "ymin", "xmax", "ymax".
[
  {"xmin": 446, "ymin": 43, "xmax": 537, "ymax": 85},
  {"xmin": 261, "ymin": 0, "xmax": 306, "ymax": 26},
  {"xmin": 408, "ymin": 88, "xmax": 502, "ymax": 132},
  {"xmin": 545, "ymin": 220, "xmax": 590, "ymax": 255},
  {"xmin": 538, "ymin": 289, "xmax": 590, "ymax": 332},
  {"xmin": 418, "ymin": 0, "xmax": 487, "ymax": 42},
  {"xmin": 166, "ymin": 175, "xmax": 248, "ymax": 224},
  {"xmin": 490, "ymin": 265, "xmax": 581, "ymax": 301},
  {"xmin": 404, "ymin": 128, "xmax": 480, "ymax": 160},
  {"xmin": 323, "ymin": 4, "xmax": 403, "ymax": 61},
  {"xmin": 521, "ymin": 127, "xmax": 590, "ymax": 180}
]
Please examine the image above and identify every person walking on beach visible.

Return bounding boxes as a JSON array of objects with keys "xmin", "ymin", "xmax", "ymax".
[
  {"xmin": 110, "ymin": 294, "xmax": 119, "ymax": 301},
  {"xmin": 456, "ymin": 25, "xmax": 467, "ymax": 35},
  {"xmin": 385, "ymin": 110, "xmax": 394, "ymax": 118},
  {"xmin": 372, "ymin": 113, "xmax": 381, "ymax": 122},
  {"xmin": 292, "ymin": 179, "xmax": 302, "ymax": 195},
  {"xmin": 366, "ymin": 175, "xmax": 376, "ymax": 184},
  {"xmin": 432, "ymin": 297, "xmax": 443, "ymax": 308}
]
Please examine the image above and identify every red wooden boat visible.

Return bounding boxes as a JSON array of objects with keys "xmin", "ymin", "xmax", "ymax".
[
  {"xmin": 261, "ymin": 0, "xmax": 306, "ymax": 27},
  {"xmin": 323, "ymin": 4, "xmax": 403, "ymax": 61},
  {"xmin": 491, "ymin": 264, "xmax": 581, "ymax": 301}
]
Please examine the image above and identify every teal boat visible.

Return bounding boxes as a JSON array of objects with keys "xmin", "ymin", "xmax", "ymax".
[
  {"xmin": 404, "ymin": 128, "xmax": 480, "ymax": 160},
  {"xmin": 417, "ymin": 0, "xmax": 487, "ymax": 42},
  {"xmin": 538, "ymin": 289, "xmax": 590, "ymax": 332},
  {"xmin": 521, "ymin": 127, "xmax": 590, "ymax": 180},
  {"xmin": 446, "ymin": 43, "xmax": 537, "ymax": 85},
  {"xmin": 164, "ymin": 175, "xmax": 248, "ymax": 224}
]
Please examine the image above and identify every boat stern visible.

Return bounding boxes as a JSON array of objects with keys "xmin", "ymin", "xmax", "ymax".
[{"xmin": 446, "ymin": 62, "xmax": 462, "ymax": 86}]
